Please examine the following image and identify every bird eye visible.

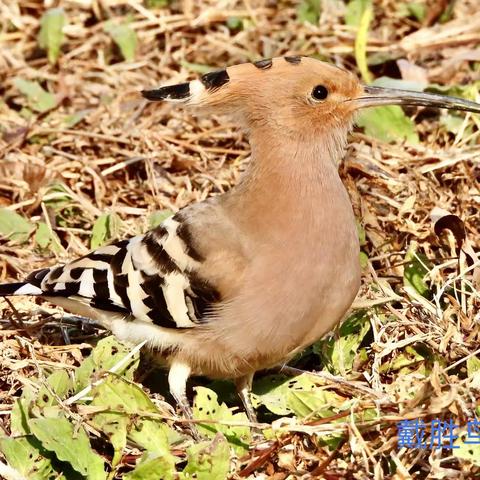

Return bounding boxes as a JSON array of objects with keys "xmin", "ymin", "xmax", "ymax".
[{"xmin": 311, "ymin": 85, "xmax": 329, "ymax": 101}]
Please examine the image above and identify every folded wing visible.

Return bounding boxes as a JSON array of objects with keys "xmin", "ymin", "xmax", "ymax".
[{"xmin": 1, "ymin": 215, "xmax": 220, "ymax": 329}]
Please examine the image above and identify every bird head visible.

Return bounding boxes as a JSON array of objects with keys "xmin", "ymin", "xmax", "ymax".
[{"xmin": 142, "ymin": 56, "xmax": 480, "ymax": 142}]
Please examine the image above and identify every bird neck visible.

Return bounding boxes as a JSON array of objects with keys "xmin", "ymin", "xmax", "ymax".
[{"xmin": 225, "ymin": 129, "xmax": 352, "ymax": 234}]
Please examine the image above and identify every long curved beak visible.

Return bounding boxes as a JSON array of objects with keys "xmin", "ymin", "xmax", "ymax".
[{"xmin": 353, "ymin": 86, "xmax": 480, "ymax": 113}]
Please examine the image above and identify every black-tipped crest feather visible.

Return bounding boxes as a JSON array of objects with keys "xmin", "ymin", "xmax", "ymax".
[
  {"xmin": 142, "ymin": 82, "xmax": 190, "ymax": 101},
  {"xmin": 200, "ymin": 69, "xmax": 230, "ymax": 90}
]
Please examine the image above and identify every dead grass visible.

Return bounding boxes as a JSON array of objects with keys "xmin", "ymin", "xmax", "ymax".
[{"xmin": 1, "ymin": 0, "xmax": 479, "ymax": 478}]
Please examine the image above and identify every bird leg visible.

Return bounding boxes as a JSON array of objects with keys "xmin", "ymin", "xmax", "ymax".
[
  {"xmin": 168, "ymin": 361, "xmax": 201, "ymax": 440},
  {"xmin": 235, "ymin": 373, "xmax": 257, "ymax": 424}
]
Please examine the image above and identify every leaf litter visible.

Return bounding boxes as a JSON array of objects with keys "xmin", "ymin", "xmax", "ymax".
[{"xmin": 0, "ymin": 0, "xmax": 479, "ymax": 478}]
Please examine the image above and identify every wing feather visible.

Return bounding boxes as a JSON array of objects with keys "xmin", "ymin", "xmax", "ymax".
[{"xmin": 21, "ymin": 216, "xmax": 220, "ymax": 329}]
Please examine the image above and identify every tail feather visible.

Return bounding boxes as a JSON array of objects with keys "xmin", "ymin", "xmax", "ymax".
[{"xmin": 0, "ymin": 282, "xmax": 43, "ymax": 296}]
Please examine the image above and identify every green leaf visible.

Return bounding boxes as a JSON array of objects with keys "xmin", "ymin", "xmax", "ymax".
[
  {"xmin": 297, "ymin": 0, "xmax": 322, "ymax": 24},
  {"xmin": 0, "ymin": 437, "xmax": 62, "ymax": 480},
  {"xmin": 345, "ymin": 0, "xmax": 370, "ymax": 26},
  {"xmin": 193, "ymin": 387, "xmax": 251, "ymax": 454},
  {"xmin": 403, "ymin": 245, "xmax": 431, "ymax": 297},
  {"xmin": 35, "ymin": 222, "xmax": 63, "ymax": 253},
  {"xmin": 356, "ymin": 105, "xmax": 419, "ymax": 144},
  {"xmin": 314, "ymin": 311, "xmax": 371, "ymax": 375},
  {"xmin": 467, "ymin": 356, "xmax": 480, "ymax": 377},
  {"xmin": 380, "ymin": 345, "xmax": 425, "ymax": 374},
  {"xmin": 64, "ymin": 110, "xmax": 90, "ymax": 128},
  {"xmin": 407, "ymin": 2, "xmax": 426, "ymax": 21},
  {"xmin": 38, "ymin": 8, "xmax": 66, "ymax": 64},
  {"xmin": 148, "ymin": 209, "xmax": 173, "ymax": 228},
  {"xmin": 43, "ymin": 182, "xmax": 72, "ymax": 210},
  {"xmin": 29, "ymin": 417, "xmax": 106, "ymax": 479},
  {"xmin": 31, "ymin": 370, "xmax": 72, "ymax": 419},
  {"xmin": 90, "ymin": 374, "xmax": 175, "ymax": 463},
  {"xmin": 5, "ymin": 392, "xmax": 71, "ymax": 479},
  {"xmin": 35, "ymin": 370, "xmax": 73, "ymax": 409},
  {"xmin": 180, "ymin": 433, "xmax": 230, "ymax": 480},
  {"xmin": 11, "ymin": 397, "xmax": 32, "ymax": 436},
  {"xmin": 125, "ymin": 453, "xmax": 176, "ymax": 479},
  {"xmin": 90, "ymin": 212, "xmax": 121, "ymax": 249},
  {"xmin": 13, "ymin": 78, "xmax": 57, "ymax": 113},
  {"xmin": 252, "ymin": 373, "xmax": 346, "ymax": 418},
  {"xmin": 226, "ymin": 16, "xmax": 243, "ymax": 30},
  {"xmin": 104, "ymin": 21, "xmax": 137, "ymax": 62},
  {"xmin": 359, "ymin": 251, "xmax": 369, "ymax": 269},
  {"xmin": 0, "ymin": 208, "xmax": 34, "ymax": 243},
  {"xmin": 75, "ymin": 336, "xmax": 140, "ymax": 391},
  {"xmin": 253, "ymin": 374, "xmax": 313, "ymax": 416},
  {"xmin": 92, "ymin": 410, "xmax": 127, "ymax": 467}
]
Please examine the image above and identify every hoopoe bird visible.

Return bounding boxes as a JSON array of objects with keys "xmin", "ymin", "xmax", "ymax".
[{"xmin": 1, "ymin": 56, "xmax": 480, "ymax": 426}]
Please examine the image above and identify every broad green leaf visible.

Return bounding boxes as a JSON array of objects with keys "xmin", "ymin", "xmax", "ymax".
[
  {"xmin": 288, "ymin": 389, "xmax": 347, "ymax": 418},
  {"xmin": 104, "ymin": 22, "xmax": 137, "ymax": 62},
  {"xmin": 180, "ymin": 434, "xmax": 230, "ymax": 480},
  {"xmin": 0, "ymin": 208, "xmax": 34, "ymax": 243},
  {"xmin": 345, "ymin": 0, "xmax": 370, "ymax": 26},
  {"xmin": 35, "ymin": 222, "xmax": 63, "ymax": 253},
  {"xmin": 6, "ymin": 391, "xmax": 71, "ymax": 479},
  {"xmin": 13, "ymin": 78, "xmax": 57, "ymax": 113},
  {"xmin": 31, "ymin": 370, "xmax": 73, "ymax": 420},
  {"xmin": 0, "ymin": 437, "xmax": 62, "ymax": 480},
  {"xmin": 467, "ymin": 356, "xmax": 480, "ymax": 377},
  {"xmin": 407, "ymin": 3, "xmax": 426, "ymax": 21},
  {"xmin": 252, "ymin": 374, "xmax": 315, "ymax": 416},
  {"xmin": 193, "ymin": 387, "xmax": 251, "ymax": 454},
  {"xmin": 75, "ymin": 336, "xmax": 140, "ymax": 391},
  {"xmin": 91, "ymin": 409, "xmax": 127, "ymax": 467},
  {"xmin": 90, "ymin": 212, "xmax": 121, "ymax": 249},
  {"xmin": 11, "ymin": 397, "xmax": 32, "ymax": 436},
  {"xmin": 43, "ymin": 182, "xmax": 72, "ymax": 210},
  {"xmin": 314, "ymin": 311, "xmax": 371, "ymax": 375},
  {"xmin": 357, "ymin": 105, "xmax": 419, "ymax": 143},
  {"xmin": 380, "ymin": 345, "xmax": 426, "ymax": 374},
  {"xmin": 359, "ymin": 251, "xmax": 369, "ymax": 269},
  {"xmin": 38, "ymin": 8, "xmax": 66, "ymax": 64},
  {"xmin": 29, "ymin": 417, "xmax": 106, "ymax": 480},
  {"xmin": 403, "ymin": 245, "xmax": 431, "ymax": 297},
  {"xmin": 252, "ymin": 373, "xmax": 346, "ymax": 418},
  {"xmin": 124, "ymin": 453, "xmax": 175, "ymax": 480},
  {"xmin": 148, "ymin": 209, "xmax": 173, "ymax": 228},
  {"xmin": 90, "ymin": 374, "xmax": 175, "ymax": 464},
  {"xmin": 35, "ymin": 222, "xmax": 51, "ymax": 249},
  {"xmin": 36, "ymin": 370, "xmax": 72, "ymax": 407},
  {"xmin": 297, "ymin": 0, "xmax": 321, "ymax": 24}
]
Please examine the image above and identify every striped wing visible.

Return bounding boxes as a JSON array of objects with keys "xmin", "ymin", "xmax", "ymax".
[{"xmin": 23, "ymin": 215, "xmax": 220, "ymax": 329}]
